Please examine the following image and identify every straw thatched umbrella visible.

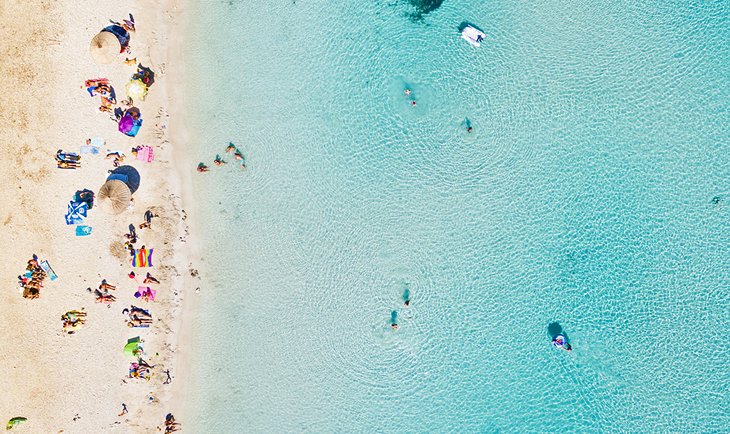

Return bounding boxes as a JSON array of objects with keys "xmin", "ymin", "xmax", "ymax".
[
  {"xmin": 89, "ymin": 31, "xmax": 121, "ymax": 64},
  {"xmin": 97, "ymin": 180, "xmax": 131, "ymax": 214}
]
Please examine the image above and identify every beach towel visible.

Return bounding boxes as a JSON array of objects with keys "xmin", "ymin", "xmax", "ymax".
[
  {"xmin": 65, "ymin": 201, "xmax": 88, "ymax": 225},
  {"xmin": 131, "ymin": 248, "xmax": 154, "ymax": 268},
  {"xmin": 75, "ymin": 225, "xmax": 93, "ymax": 236},
  {"xmin": 80, "ymin": 145, "xmax": 100, "ymax": 154},
  {"xmin": 135, "ymin": 146, "xmax": 154, "ymax": 163},
  {"xmin": 134, "ymin": 286, "xmax": 156, "ymax": 301},
  {"xmin": 39, "ymin": 260, "xmax": 58, "ymax": 281}
]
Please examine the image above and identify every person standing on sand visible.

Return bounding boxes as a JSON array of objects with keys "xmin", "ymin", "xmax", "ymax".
[{"xmin": 118, "ymin": 403, "xmax": 128, "ymax": 416}]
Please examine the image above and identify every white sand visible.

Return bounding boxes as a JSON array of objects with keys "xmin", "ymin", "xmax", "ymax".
[{"xmin": 0, "ymin": 1, "xmax": 198, "ymax": 432}]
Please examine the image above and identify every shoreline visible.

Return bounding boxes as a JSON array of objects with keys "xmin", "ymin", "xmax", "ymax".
[{"xmin": 0, "ymin": 1, "xmax": 197, "ymax": 431}]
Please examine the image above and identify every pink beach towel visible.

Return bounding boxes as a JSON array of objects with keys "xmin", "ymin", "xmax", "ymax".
[
  {"xmin": 134, "ymin": 286, "xmax": 156, "ymax": 301},
  {"xmin": 135, "ymin": 146, "xmax": 154, "ymax": 163}
]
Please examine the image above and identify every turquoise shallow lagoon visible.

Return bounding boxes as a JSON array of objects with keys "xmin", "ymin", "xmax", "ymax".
[{"xmin": 183, "ymin": 0, "xmax": 729, "ymax": 431}]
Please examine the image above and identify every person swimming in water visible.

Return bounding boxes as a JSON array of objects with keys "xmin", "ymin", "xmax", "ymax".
[
  {"xmin": 390, "ymin": 310, "xmax": 399, "ymax": 330},
  {"xmin": 402, "ymin": 285, "xmax": 411, "ymax": 307},
  {"xmin": 197, "ymin": 163, "xmax": 209, "ymax": 172}
]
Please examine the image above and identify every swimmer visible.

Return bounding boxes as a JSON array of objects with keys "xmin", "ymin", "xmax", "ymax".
[
  {"xmin": 226, "ymin": 143, "xmax": 236, "ymax": 153},
  {"xmin": 467, "ymin": 126, "xmax": 473, "ymax": 133},
  {"xmin": 391, "ymin": 323, "xmax": 399, "ymax": 330},
  {"xmin": 197, "ymin": 163, "xmax": 209, "ymax": 173},
  {"xmin": 404, "ymin": 89, "xmax": 411, "ymax": 96},
  {"xmin": 214, "ymin": 155, "xmax": 226, "ymax": 166},
  {"xmin": 410, "ymin": 101, "xmax": 417, "ymax": 106},
  {"xmin": 234, "ymin": 150, "xmax": 244, "ymax": 161},
  {"xmin": 404, "ymin": 299, "xmax": 411, "ymax": 307}
]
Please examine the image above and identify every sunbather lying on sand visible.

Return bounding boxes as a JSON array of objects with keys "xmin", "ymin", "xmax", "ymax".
[
  {"xmin": 124, "ymin": 306, "xmax": 152, "ymax": 318},
  {"xmin": 89, "ymin": 288, "xmax": 116, "ymax": 303},
  {"xmin": 56, "ymin": 150, "xmax": 81, "ymax": 162},
  {"xmin": 128, "ymin": 318, "xmax": 153, "ymax": 327},
  {"xmin": 62, "ymin": 310, "xmax": 87, "ymax": 333},
  {"xmin": 57, "ymin": 161, "xmax": 80, "ymax": 169},
  {"xmin": 143, "ymin": 273, "xmax": 160, "ymax": 284},
  {"xmin": 99, "ymin": 279, "xmax": 116, "ymax": 291}
]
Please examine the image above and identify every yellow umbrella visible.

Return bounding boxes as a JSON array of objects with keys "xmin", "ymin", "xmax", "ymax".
[
  {"xmin": 97, "ymin": 180, "xmax": 132, "ymax": 214},
  {"xmin": 126, "ymin": 79, "xmax": 148, "ymax": 101},
  {"xmin": 89, "ymin": 31, "xmax": 121, "ymax": 64}
]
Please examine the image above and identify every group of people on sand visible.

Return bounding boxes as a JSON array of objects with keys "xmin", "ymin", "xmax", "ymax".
[
  {"xmin": 124, "ymin": 209, "xmax": 157, "ymax": 254},
  {"xmin": 89, "ymin": 279, "xmax": 118, "ymax": 304},
  {"xmin": 61, "ymin": 310, "xmax": 87, "ymax": 334},
  {"xmin": 163, "ymin": 413, "xmax": 181, "ymax": 433},
  {"xmin": 17, "ymin": 255, "xmax": 46, "ymax": 299},
  {"xmin": 124, "ymin": 305, "xmax": 153, "ymax": 328},
  {"xmin": 197, "ymin": 142, "xmax": 246, "ymax": 172}
]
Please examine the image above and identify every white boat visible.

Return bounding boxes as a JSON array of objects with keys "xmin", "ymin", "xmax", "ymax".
[{"xmin": 461, "ymin": 26, "xmax": 485, "ymax": 47}]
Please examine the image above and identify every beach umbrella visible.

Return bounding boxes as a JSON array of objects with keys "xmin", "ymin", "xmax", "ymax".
[
  {"xmin": 109, "ymin": 165, "xmax": 141, "ymax": 194},
  {"xmin": 118, "ymin": 114, "xmax": 135, "ymax": 134},
  {"xmin": 118, "ymin": 107, "xmax": 143, "ymax": 137},
  {"xmin": 124, "ymin": 337, "xmax": 142, "ymax": 356},
  {"xmin": 6, "ymin": 417, "xmax": 27, "ymax": 430},
  {"xmin": 126, "ymin": 79, "xmax": 148, "ymax": 101},
  {"xmin": 89, "ymin": 31, "xmax": 121, "ymax": 64},
  {"xmin": 97, "ymin": 180, "xmax": 132, "ymax": 214}
]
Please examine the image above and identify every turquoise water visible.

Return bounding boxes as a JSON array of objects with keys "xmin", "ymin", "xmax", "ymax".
[{"xmin": 183, "ymin": 0, "xmax": 729, "ymax": 431}]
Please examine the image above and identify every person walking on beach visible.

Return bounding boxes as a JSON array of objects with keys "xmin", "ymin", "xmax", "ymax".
[
  {"xmin": 118, "ymin": 403, "xmax": 128, "ymax": 416},
  {"xmin": 163, "ymin": 369, "xmax": 173, "ymax": 384}
]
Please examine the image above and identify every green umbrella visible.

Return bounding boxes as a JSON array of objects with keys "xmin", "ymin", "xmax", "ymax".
[
  {"xmin": 6, "ymin": 417, "xmax": 27, "ymax": 430},
  {"xmin": 123, "ymin": 337, "xmax": 142, "ymax": 357}
]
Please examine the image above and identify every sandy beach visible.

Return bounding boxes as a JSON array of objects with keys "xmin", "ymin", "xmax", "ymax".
[{"xmin": 0, "ymin": 1, "xmax": 196, "ymax": 432}]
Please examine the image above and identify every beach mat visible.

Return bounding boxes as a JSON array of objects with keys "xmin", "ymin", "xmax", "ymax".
[
  {"xmin": 39, "ymin": 260, "xmax": 58, "ymax": 281},
  {"xmin": 76, "ymin": 225, "xmax": 93, "ymax": 236},
  {"xmin": 65, "ymin": 201, "xmax": 88, "ymax": 225},
  {"xmin": 131, "ymin": 248, "xmax": 154, "ymax": 267},
  {"xmin": 135, "ymin": 146, "xmax": 154, "ymax": 163}
]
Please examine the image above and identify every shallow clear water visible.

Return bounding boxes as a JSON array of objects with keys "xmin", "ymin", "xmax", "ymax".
[{"xmin": 183, "ymin": 0, "xmax": 729, "ymax": 431}]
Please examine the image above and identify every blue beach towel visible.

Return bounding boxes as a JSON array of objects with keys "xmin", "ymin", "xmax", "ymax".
[
  {"xmin": 65, "ymin": 201, "xmax": 88, "ymax": 225},
  {"xmin": 80, "ymin": 145, "xmax": 100, "ymax": 154},
  {"xmin": 76, "ymin": 225, "xmax": 93, "ymax": 236},
  {"xmin": 40, "ymin": 260, "xmax": 58, "ymax": 281}
]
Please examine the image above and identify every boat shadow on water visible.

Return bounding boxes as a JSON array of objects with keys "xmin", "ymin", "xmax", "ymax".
[{"xmin": 547, "ymin": 321, "xmax": 569, "ymax": 342}]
